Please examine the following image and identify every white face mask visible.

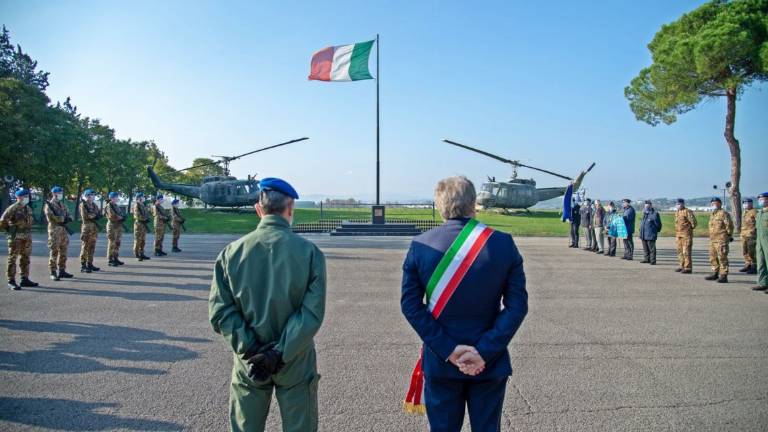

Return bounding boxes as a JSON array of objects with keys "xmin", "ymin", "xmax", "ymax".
[
  {"xmin": 743, "ymin": 204, "xmax": 749, "ymax": 210},
  {"xmin": 676, "ymin": 204, "xmax": 683, "ymax": 211},
  {"xmin": 20, "ymin": 197, "xmax": 29, "ymax": 205},
  {"xmin": 711, "ymin": 205, "xmax": 718, "ymax": 211},
  {"xmin": 54, "ymin": 193, "xmax": 63, "ymax": 201},
  {"xmin": 759, "ymin": 200, "xmax": 766, "ymax": 208}
]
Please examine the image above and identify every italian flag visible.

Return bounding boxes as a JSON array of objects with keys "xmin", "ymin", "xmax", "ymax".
[{"xmin": 308, "ymin": 40, "xmax": 374, "ymax": 82}]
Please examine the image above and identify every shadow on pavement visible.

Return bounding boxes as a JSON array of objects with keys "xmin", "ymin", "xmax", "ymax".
[
  {"xmin": 71, "ymin": 278, "xmax": 209, "ymax": 292},
  {"xmin": 0, "ymin": 320, "xmax": 208, "ymax": 375},
  {"xmin": 0, "ymin": 397, "xmax": 183, "ymax": 431},
  {"xmin": 25, "ymin": 284, "xmax": 205, "ymax": 299}
]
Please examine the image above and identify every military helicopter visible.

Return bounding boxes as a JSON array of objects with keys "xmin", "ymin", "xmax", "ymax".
[
  {"xmin": 443, "ymin": 139, "xmax": 595, "ymax": 210},
  {"xmin": 147, "ymin": 137, "xmax": 309, "ymax": 207}
]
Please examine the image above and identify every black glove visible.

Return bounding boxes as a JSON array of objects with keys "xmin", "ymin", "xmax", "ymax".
[{"xmin": 245, "ymin": 342, "xmax": 284, "ymax": 381}]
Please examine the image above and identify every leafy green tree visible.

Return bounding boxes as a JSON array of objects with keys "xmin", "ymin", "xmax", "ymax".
[{"xmin": 625, "ymin": 0, "xmax": 768, "ymax": 229}]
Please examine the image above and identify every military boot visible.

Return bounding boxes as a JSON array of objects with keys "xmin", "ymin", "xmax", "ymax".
[
  {"xmin": 747, "ymin": 265, "xmax": 757, "ymax": 275},
  {"xmin": 141, "ymin": 253, "xmax": 151, "ymax": 260},
  {"xmin": 20, "ymin": 277, "xmax": 39, "ymax": 287},
  {"xmin": 8, "ymin": 279, "xmax": 20, "ymax": 290},
  {"xmin": 108, "ymin": 258, "xmax": 118, "ymax": 267},
  {"xmin": 136, "ymin": 254, "xmax": 144, "ymax": 262},
  {"xmin": 58, "ymin": 269, "xmax": 73, "ymax": 279},
  {"xmin": 680, "ymin": 269, "xmax": 692, "ymax": 274},
  {"xmin": 738, "ymin": 265, "xmax": 749, "ymax": 272},
  {"xmin": 81, "ymin": 262, "xmax": 91, "ymax": 273},
  {"xmin": 154, "ymin": 249, "xmax": 162, "ymax": 257},
  {"xmin": 704, "ymin": 272, "xmax": 719, "ymax": 281},
  {"xmin": 88, "ymin": 263, "xmax": 100, "ymax": 272},
  {"xmin": 50, "ymin": 270, "xmax": 60, "ymax": 281},
  {"xmin": 172, "ymin": 247, "xmax": 181, "ymax": 253},
  {"xmin": 115, "ymin": 257, "xmax": 125, "ymax": 265},
  {"xmin": 716, "ymin": 274, "xmax": 728, "ymax": 283},
  {"xmin": 675, "ymin": 267, "xmax": 683, "ymax": 272},
  {"xmin": 752, "ymin": 285, "xmax": 768, "ymax": 291}
]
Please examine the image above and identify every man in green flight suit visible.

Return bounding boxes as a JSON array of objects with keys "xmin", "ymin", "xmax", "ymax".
[
  {"xmin": 209, "ymin": 177, "xmax": 326, "ymax": 432},
  {"xmin": 753, "ymin": 192, "xmax": 768, "ymax": 293}
]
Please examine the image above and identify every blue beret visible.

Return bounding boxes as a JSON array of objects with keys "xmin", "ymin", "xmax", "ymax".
[
  {"xmin": 135, "ymin": 192, "xmax": 144, "ymax": 198},
  {"xmin": 51, "ymin": 186, "xmax": 63, "ymax": 193},
  {"xmin": 742, "ymin": 198, "xmax": 753, "ymax": 203},
  {"xmin": 15, "ymin": 188, "xmax": 30, "ymax": 197},
  {"xmin": 172, "ymin": 198, "xmax": 180, "ymax": 205},
  {"xmin": 260, "ymin": 177, "xmax": 299, "ymax": 199},
  {"xmin": 108, "ymin": 192, "xmax": 118, "ymax": 199},
  {"xmin": 83, "ymin": 189, "xmax": 95, "ymax": 196},
  {"xmin": 711, "ymin": 197, "xmax": 721, "ymax": 203},
  {"xmin": 622, "ymin": 199, "xmax": 631, "ymax": 203},
  {"xmin": 759, "ymin": 192, "xmax": 768, "ymax": 199},
  {"xmin": 676, "ymin": 198, "xmax": 685, "ymax": 204}
]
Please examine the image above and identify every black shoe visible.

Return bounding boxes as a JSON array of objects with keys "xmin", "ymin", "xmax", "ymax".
[
  {"xmin": 738, "ymin": 266, "xmax": 749, "ymax": 273},
  {"xmin": 88, "ymin": 263, "xmax": 100, "ymax": 272},
  {"xmin": 141, "ymin": 254, "xmax": 151, "ymax": 260},
  {"xmin": 681, "ymin": 269, "xmax": 692, "ymax": 274},
  {"xmin": 751, "ymin": 285, "xmax": 767, "ymax": 291},
  {"xmin": 115, "ymin": 258, "xmax": 125, "ymax": 265},
  {"xmin": 20, "ymin": 278, "xmax": 38, "ymax": 287},
  {"xmin": 640, "ymin": 260, "xmax": 649, "ymax": 264},
  {"xmin": 717, "ymin": 275, "xmax": 728, "ymax": 283},
  {"xmin": 58, "ymin": 270, "xmax": 73, "ymax": 279},
  {"xmin": 172, "ymin": 247, "xmax": 181, "ymax": 253},
  {"xmin": 136, "ymin": 254, "xmax": 144, "ymax": 262},
  {"xmin": 675, "ymin": 268, "xmax": 683, "ymax": 272},
  {"xmin": 108, "ymin": 259, "xmax": 118, "ymax": 267},
  {"xmin": 704, "ymin": 273, "xmax": 719, "ymax": 281},
  {"xmin": 596, "ymin": 251, "xmax": 603, "ymax": 255},
  {"xmin": 650, "ymin": 262, "xmax": 656, "ymax": 265},
  {"xmin": 50, "ymin": 271, "xmax": 60, "ymax": 281},
  {"xmin": 81, "ymin": 264, "xmax": 91, "ymax": 273},
  {"xmin": 747, "ymin": 266, "xmax": 757, "ymax": 275},
  {"xmin": 154, "ymin": 251, "xmax": 162, "ymax": 257},
  {"xmin": 7, "ymin": 279, "xmax": 20, "ymax": 290},
  {"xmin": 160, "ymin": 250, "xmax": 167, "ymax": 256}
]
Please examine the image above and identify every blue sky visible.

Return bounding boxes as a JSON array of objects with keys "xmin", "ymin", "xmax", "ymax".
[{"xmin": 2, "ymin": 0, "xmax": 766, "ymax": 201}]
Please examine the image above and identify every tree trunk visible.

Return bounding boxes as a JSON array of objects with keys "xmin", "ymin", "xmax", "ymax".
[
  {"xmin": 0, "ymin": 182, "xmax": 10, "ymax": 215},
  {"xmin": 74, "ymin": 181, "xmax": 83, "ymax": 222},
  {"xmin": 724, "ymin": 87, "xmax": 742, "ymax": 233}
]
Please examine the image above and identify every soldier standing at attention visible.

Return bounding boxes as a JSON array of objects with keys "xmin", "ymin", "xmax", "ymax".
[
  {"xmin": 209, "ymin": 178, "xmax": 326, "ymax": 432},
  {"xmin": 1, "ymin": 188, "xmax": 38, "ymax": 290},
  {"xmin": 44, "ymin": 186, "xmax": 74, "ymax": 281},
  {"xmin": 171, "ymin": 198, "xmax": 186, "ymax": 253},
  {"xmin": 705, "ymin": 197, "xmax": 734, "ymax": 283},
  {"xmin": 133, "ymin": 192, "xmax": 151, "ymax": 261},
  {"xmin": 106, "ymin": 192, "xmax": 126, "ymax": 267},
  {"xmin": 739, "ymin": 198, "xmax": 757, "ymax": 274},
  {"xmin": 79, "ymin": 189, "xmax": 101, "ymax": 273},
  {"xmin": 152, "ymin": 194, "xmax": 171, "ymax": 256},
  {"xmin": 674, "ymin": 198, "xmax": 697, "ymax": 274},
  {"xmin": 753, "ymin": 193, "xmax": 768, "ymax": 293}
]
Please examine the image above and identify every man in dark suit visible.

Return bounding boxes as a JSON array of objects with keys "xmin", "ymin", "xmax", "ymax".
[
  {"xmin": 622, "ymin": 199, "xmax": 636, "ymax": 260},
  {"xmin": 570, "ymin": 200, "xmax": 581, "ymax": 248},
  {"xmin": 401, "ymin": 176, "xmax": 528, "ymax": 432},
  {"xmin": 639, "ymin": 200, "xmax": 662, "ymax": 264}
]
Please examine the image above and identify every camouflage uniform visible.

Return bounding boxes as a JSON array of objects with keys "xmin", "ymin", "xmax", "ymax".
[
  {"xmin": 740, "ymin": 208, "xmax": 757, "ymax": 269},
  {"xmin": 44, "ymin": 200, "xmax": 70, "ymax": 272},
  {"xmin": 172, "ymin": 206, "xmax": 186, "ymax": 250},
  {"xmin": 106, "ymin": 202, "xmax": 125, "ymax": 261},
  {"xmin": 708, "ymin": 208, "xmax": 734, "ymax": 276},
  {"xmin": 674, "ymin": 208, "xmax": 697, "ymax": 271},
  {"xmin": 152, "ymin": 202, "xmax": 170, "ymax": 253},
  {"xmin": 133, "ymin": 200, "xmax": 150, "ymax": 257},
  {"xmin": 1, "ymin": 202, "xmax": 34, "ymax": 280},
  {"xmin": 79, "ymin": 200, "xmax": 101, "ymax": 266}
]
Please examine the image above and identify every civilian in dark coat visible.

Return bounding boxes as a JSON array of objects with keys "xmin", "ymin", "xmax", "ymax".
[
  {"xmin": 622, "ymin": 199, "xmax": 636, "ymax": 260},
  {"xmin": 639, "ymin": 200, "xmax": 663, "ymax": 264},
  {"xmin": 569, "ymin": 202, "xmax": 581, "ymax": 248}
]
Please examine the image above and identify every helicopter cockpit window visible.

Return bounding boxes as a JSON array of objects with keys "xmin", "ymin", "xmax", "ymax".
[
  {"xmin": 497, "ymin": 187, "xmax": 507, "ymax": 198},
  {"xmin": 481, "ymin": 184, "xmax": 492, "ymax": 193}
]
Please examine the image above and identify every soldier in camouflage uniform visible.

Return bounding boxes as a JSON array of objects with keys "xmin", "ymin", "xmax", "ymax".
[
  {"xmin": 133, "ymin": 192, "xmax": 151, "ymax": 261},
  {"xmin": 152, "ymin": 194, "xmax": 171, "ymax": 256},
  {"xmin": 705, "ymin": 197, "xmax": 734, "ymax": 283},
  {"xmin": 753, "ymin": 193, "xmax": 768, "ymax": 293},
  {"xmin": 171, "ymin": 198, "xmax": 186, "ymax": 253},
  {"xmin": 0, "ymin": 189, "xmax": 38, "ymax": 290},
  {"xmin": 739, "ymin": 198, "xmax": 757, "ymax": 274},
  {"xmin": 44, "ymin": 186, "xmax": 74, "ymax": 281},
  {"xmin": 105, "ymin": 192, "xmax": 126, "ymax": 267},
  {"xmin": 674, "ymin": 198, "xmax": 697, "ymax": 274},
  {"xmin": 79, "ymin": 189, "xmax": 101, "ymax": 273}
]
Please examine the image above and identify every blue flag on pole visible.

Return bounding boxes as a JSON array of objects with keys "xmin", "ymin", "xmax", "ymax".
[{"xmin": 562, "ymin": 184, "xmax": 573, "ymax": 222}]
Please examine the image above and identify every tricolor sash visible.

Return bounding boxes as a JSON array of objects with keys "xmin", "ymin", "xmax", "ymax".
[{"xmin": 403, "ymin": 219, "xmax": 494, "ymax": 414}]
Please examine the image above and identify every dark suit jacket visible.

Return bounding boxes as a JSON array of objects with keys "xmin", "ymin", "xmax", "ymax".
[
  {"xmin": 400, "ymin": 218, "xmax": 528, "ymax": 380},
  {"xmin": 623, "ymin": 206, "xmax": 636, "ymax": 234}
]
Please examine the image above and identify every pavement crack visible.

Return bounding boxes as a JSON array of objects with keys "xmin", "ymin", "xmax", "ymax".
[{"xmin": 511, "ymin": 381, "xmax": 534, "ymax": 415}]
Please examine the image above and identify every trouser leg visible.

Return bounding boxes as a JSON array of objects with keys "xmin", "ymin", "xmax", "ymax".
[
  {"xmin": 424, "ymin": 377, "xmax": 466, "ymax": 432},
  {"xmin": 649, "ymin": 240, "xmax": 656, "ymax": 263},
  {"xmin": 7, "ymin": 239, "xmax": 18, "ymax": 280},
  {"xmin": 709, "ymin": 241, "xmax": 719, "ymax": 273},
  {"xmin": 18, "ymin": 238, "xmax": 31, "ymax": 278},
  {"xmin": 642, "ymin": 240, "xmax": 650, "ymax": 261},
  {"xmin": 48, "ymin": 234, "xmax": 57, "ymax": 271},
  {"xmin": 466, "ymin": 378, "xmax": 507, "ymax": 432},
  {"xmin": 757, "ymin": 239, "xmax": 767, "ymax": 287},
  {"xmin": 275, "ymin": 374, "xmax": 320, "ymax": 432},
  {"xmin": 229, "ymin": 377, "xmax": 272, "ymax": 432},
  {"xmin": 595, "ymin": 228, "xmax": 604, "ymax": 252}
]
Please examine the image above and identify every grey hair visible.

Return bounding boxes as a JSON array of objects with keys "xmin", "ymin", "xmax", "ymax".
[
  {"xmin": 260, "ymin": 190, "xmax": 293, "ymax": 214},
  {"xmin": 435, "ymin": 176, "xmax": 476, "ymax": 219}
]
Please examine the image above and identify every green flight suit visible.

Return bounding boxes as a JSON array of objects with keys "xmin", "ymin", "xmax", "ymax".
[
  {"xmin": 757, "ymin": 208, "xmax": 768, "ymax": 288},
  {"xmin": 209, "ymin": 215, "xmax": 326, "ymax": 432}
]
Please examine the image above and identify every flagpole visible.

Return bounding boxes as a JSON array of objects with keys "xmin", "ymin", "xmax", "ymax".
[{"xmin": 375, "ymin": 33, "xmax": 380, "ymax": 206}]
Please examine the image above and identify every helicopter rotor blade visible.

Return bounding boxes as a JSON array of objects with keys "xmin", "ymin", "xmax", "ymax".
[
  {"xmin": 443, "ymin": 139, "xmax": 573, "ymax": 181},
  {"xmin": 161, "ymin": 137, "xmax": 310, "ymax": 174}
]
